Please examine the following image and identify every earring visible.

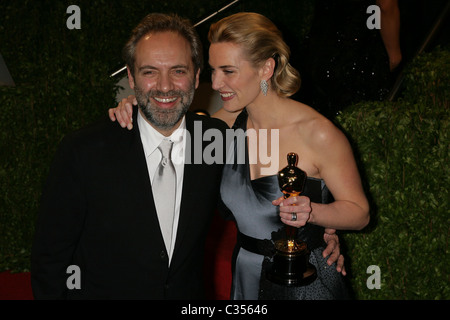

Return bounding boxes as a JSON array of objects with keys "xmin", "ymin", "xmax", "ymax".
[{"xmin": 260, "ymin": 79, "xmax": 268, "ymax": 96}]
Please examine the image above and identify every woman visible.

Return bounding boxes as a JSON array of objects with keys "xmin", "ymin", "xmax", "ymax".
[{"xmin": 110, "ymin": 12, "xmax": 369, "ymax": 299}]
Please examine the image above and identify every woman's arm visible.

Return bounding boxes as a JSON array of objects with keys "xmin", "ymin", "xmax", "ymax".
[
  {"xmin": 108, "ymin": 95, "xmax": 136, "ymax": 130},
  {"xmin": 275, "ymin": 119, "xmax": 370, "ymax": 231}
]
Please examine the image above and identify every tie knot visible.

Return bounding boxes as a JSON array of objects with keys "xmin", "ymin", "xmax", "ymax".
[{"xmin": 158, "ymin": 139, "xmax": 173, "ymax": 162}]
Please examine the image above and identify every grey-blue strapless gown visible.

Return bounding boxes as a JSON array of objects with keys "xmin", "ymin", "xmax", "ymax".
[{"xmin": 220, "ymin": 109, "xmax": 349, "ymax": 300}]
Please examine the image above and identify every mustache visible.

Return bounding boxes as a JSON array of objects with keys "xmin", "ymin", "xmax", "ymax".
[{"xmin": 146, "ymin": 89, "xmax": 185, "ymax": 99}]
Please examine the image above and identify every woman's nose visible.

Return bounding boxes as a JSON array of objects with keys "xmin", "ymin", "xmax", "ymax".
[{"xmin": 211, "ymin": 72, "xmax": 223, "ymax": 91}]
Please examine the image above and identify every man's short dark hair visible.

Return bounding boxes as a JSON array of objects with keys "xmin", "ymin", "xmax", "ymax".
[{"xmin": 123, "ymin": 13, "xmax": 203, "ymax": 77}]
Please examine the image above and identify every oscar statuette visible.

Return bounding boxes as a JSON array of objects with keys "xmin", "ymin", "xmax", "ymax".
[{"xmin": 267, "ymin": 153, "xmax": 317, "ymax": 286}]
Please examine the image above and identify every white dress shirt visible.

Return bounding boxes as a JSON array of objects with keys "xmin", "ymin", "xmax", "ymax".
[{"xmin": 138, "ymin": 111, "xmax": 186, "ymax": 264}]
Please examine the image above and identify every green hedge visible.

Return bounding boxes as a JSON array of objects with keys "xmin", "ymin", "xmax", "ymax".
[{"xmin": 336, "ymin": 47, "xmax": 449, "ymax": 299}]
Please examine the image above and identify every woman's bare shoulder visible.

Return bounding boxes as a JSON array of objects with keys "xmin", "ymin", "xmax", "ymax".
[{"xmin": 290, "ymin": 101, "xmax": 346, "ymax": 149}]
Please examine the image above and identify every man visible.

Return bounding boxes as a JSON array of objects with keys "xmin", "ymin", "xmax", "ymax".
[{"xmin": 31, "ymin": 13, "xmax": 228, "ymax": 299}]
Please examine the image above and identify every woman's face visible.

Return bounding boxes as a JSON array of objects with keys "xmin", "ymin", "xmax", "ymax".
[{"xmin": 209, "ymin": 42, "xmax": 263, "ymax": 112}]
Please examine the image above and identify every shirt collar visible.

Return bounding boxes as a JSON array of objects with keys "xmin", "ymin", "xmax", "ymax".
[{"xmin": 137, "ymin": 110, "xmax": 186, "ymax": 158}]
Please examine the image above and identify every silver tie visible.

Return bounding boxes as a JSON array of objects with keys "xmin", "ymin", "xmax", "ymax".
[{"xmin": 152, "ymin": 139, "xmax": 176, "ymax": 255}]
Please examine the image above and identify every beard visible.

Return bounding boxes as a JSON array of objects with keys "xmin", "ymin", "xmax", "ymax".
[{"xmin": 134, "ymin": 83, "xmax": 195, "ymax": 131}]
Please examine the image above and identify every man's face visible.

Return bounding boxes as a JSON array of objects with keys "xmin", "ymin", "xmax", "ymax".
[{"xmin": 128, "ymin": 31, "xmax": 200, "ymax": 135}]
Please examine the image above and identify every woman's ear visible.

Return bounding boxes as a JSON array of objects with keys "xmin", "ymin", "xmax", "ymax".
[{"xmin": 260, "ymin": 57, "xmax": 276, "ymax": 81}]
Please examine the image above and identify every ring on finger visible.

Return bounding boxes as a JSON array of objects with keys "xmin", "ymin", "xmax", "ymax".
[{"xmin": 291, "ymin": 213, "xmax": 297, "ymax": 221}]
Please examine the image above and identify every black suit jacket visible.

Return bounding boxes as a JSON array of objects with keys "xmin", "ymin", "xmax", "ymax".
[{"xmin": 31, "ymin": 109, "xmax": 228, "ymax": 299}]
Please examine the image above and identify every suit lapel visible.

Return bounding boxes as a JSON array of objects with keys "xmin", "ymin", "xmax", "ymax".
[{"xmin": 172, "ymin": 113, "xmax": 203, "ymax": 260}]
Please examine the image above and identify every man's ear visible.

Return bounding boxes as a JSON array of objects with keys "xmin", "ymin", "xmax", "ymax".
[
  {"xmin": 127, "ymin": 66, "xmax": 135, "ymax": 90},
  {"xmin": 194, "ymin": 69, "xmax": 200, "ymax": 89}
]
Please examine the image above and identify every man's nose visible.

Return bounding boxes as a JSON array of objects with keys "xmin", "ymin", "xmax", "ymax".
[{"xmin": 157, "ymin": 73, "xmax": 174, "ymax": 92}]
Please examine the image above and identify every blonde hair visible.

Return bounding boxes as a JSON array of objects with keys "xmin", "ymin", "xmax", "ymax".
[{"xmin": 208, "ymin": 12, "xmax": 301, "ymax": 98}]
